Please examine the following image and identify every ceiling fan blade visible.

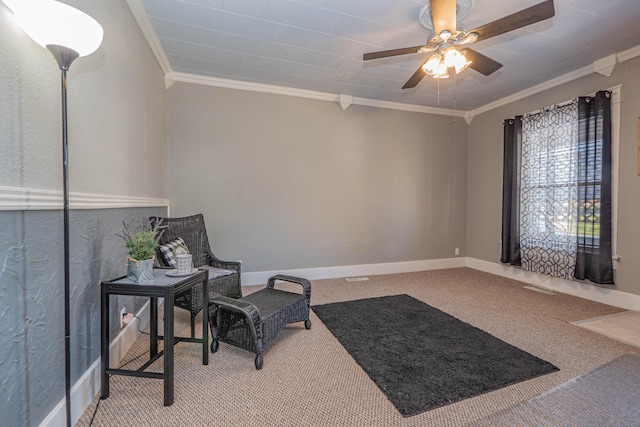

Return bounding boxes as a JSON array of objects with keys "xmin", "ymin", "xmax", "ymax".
[
  {"xmin": 463, "ymin": 48, "xmax": 503, "ymax": 76},
  {"xmin": 363, "ymin": 45, "xmax": 431, "ymax": 61},
  {"xmin": 430, "ymin": 0, "xmax": 457, "ymax": 35},
  {"xmin": 402, "ymin": 63, "xmax": 427, "ymax": 89},
  {"xmin": 470, "ymin": 0, "xmax": 555, "ymax": 43}
]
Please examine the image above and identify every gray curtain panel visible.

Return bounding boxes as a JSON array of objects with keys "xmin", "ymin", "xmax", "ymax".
[
  {"xmin": 500, "ymin": 116, "xmax": 522, "ymax": 266},
  {"xmin": 575, "ymin": 91, "xmax": 614, "ymax": 284}
]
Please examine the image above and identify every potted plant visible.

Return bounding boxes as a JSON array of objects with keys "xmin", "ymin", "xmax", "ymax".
[{"xmin": 118, "ymin": 219, "xmax": 164, "ymax": 284}]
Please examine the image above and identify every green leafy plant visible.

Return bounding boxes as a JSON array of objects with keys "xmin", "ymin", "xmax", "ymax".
[{"xmin": 117, "ymin": 219, "xmax": 164, "ymax": 261}]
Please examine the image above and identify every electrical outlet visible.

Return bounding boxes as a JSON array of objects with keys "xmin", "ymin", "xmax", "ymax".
[
  {"xmin": 455, "ymin": 248, "xmax": 460, "ymax": 256},
  {"xmin": 120, "ymin": 307, "xmax": 127, "ymax": 328}
]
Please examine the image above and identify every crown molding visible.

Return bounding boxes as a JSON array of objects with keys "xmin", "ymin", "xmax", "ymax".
[
  {"xmin": 168, "ymin": 71, "xmax": 466, "ymax": 117},
  {"xmin": 468, "ymin": 64, "xmax": 595, "ymax": 117},
  {"xmin": 352, "ymin": 94, "xmax": 464, "ymax": 117},
  {"xmin": 0, "ymin": 186, "xmax": 169, "ymax": 211},
  {"xmin": 593, "ymin": 54, "xmax": 617, "ymax": 77},
  {"xmin": 617, "ymin": 44, "xmax": 640, "ymax": 63},
  {"xmin": 169, "ymin": 45, "xmax": 636, "ymax": 120},
  {"xmin": 468, "ymin": 45, "xmax": 640, "ymax": 117},
  {"xmin": 126, "ymin": 0, "xmax": 173, "ymax": 79},
  {"xmin": 169, "ymin": 71, "xmax": 337, "ymax": 102}
]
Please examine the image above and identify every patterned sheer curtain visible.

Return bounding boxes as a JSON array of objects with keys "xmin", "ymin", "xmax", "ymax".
[
  {"xmin": 519, "ymin": 102, "xmax": 579, "ymax": 279},
  {"xmin": 500, "ymin": 91, "xmax": 615, "ymax": 285}
]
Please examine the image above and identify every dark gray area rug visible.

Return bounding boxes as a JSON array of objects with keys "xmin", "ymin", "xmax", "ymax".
[
  {"xmin": 312, "ymin": 294, "xmax": 558, "ymax": 417},
  {"xmin": 475, "ymin": 354, "xmax": 640, "ymax": 426}
]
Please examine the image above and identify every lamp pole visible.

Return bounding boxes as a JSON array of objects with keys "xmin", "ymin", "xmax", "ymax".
[
  {"xmin": 47, "ymin": 44, "xmax": 79, "ymax": 427},
  {"xmin": 3, "ymin": 2, "xmax": 102, "ymax": 425}
]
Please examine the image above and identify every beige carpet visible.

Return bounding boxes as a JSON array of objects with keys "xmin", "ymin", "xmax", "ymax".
[{"xmin": 78, "ymin": 268, "xmax": 640, "ymax": 426}]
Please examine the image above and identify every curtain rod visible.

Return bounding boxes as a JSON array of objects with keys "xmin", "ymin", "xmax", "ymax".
[{"xmin": 524, "ymin": 86, "xmax": 618, "ymax": 117}]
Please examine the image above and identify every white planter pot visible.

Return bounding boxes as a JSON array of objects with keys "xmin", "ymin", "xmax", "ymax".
[{"xmin": 126, "ymin": 257, "xmax": 154, "ymax": 284}]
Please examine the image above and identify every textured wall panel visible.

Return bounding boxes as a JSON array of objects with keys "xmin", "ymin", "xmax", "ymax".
[{"xmin": 0, "ymin": 208, "xmax": 166, "ymax": 426}]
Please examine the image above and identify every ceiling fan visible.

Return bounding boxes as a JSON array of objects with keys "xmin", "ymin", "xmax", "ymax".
[{"xmin": 363, "ymin": 0, "xmax": 555, "ymax": 89}]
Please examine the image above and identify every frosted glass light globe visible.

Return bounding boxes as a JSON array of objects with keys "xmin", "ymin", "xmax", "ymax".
[{"xmin": 4, "ymin": 0, "xmax": 103, "ymax": 57}]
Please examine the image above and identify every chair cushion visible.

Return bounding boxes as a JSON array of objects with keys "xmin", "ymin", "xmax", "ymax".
[
  {"xmin": 158, "ymin": 238, "xmax": 189, "ymax": 268},
  {"xmin": 199, "ymin": 265, "xmax": 236, "ymax": 280}
]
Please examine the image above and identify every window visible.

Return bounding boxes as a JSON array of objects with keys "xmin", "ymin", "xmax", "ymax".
[{"xmin": 501, "ymin": 90, "xmax": 616, "ymax": 285}]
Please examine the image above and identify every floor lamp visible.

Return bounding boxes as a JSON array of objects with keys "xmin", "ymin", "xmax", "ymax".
[{"xmin": 3, "ymin": 1, "xmax": 103, "ymax": 426}]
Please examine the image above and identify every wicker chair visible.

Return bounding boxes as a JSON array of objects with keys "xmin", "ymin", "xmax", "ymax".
[
  {"xmin": 210, "ymin": 274, "xmax": 311, "ymax": 369},
  {"xmin": 150, "ymin": 214, "xmax": 241, "ymax": 338}
]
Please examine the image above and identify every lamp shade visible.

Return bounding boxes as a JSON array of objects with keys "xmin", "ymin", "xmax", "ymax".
[{"xmin": 4, "ymin": 0, "xmax": 103, "ymax": 57}]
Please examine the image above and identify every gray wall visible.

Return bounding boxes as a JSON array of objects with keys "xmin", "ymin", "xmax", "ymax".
[
  {"xmin": 0, "ymin": 0, "xmax": 167, "ymax": 197},
  {"xmin": 167, "ymin": 83, "xmax": 469, "ymax": 272},
  {"xmin": 467, "ymin": 55, "xmax": 640, "ymax": 296},
  {"xmin": 0, "ymin": 1, "xmax": 167, "ymax": 425}
]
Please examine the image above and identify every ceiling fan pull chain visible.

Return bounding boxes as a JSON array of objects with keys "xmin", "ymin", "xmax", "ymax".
[{"xmin": 453, "ymin": 71, "xmax": 458, "ymax": 129}]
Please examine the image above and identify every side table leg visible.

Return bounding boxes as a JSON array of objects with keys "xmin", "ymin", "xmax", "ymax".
[
  {"xmin": 163, "ymin": 289, "xmax": 175, "ymax": 406},
  {"xmin": 150, "ymin": 296, "xmax": 158, "ymax": 357},
  {"xmin": 202, "ymin": 276, "xmax": 209, "ymax": 365},
  {"xmin": 100, "ymin": 287, "xmax": 110, "ymax": 399}
]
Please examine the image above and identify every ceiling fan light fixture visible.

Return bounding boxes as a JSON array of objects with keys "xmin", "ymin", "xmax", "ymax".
[
  {"xmin": 434, "ymin": 62, "xmax": 450, "ymax": 78},
  {"xmin": 422, "ymin": 53, "xmax": 442, "ymax": 73},
  {"xmin": 453, "ymin": 54, "xmax": 471, "ymax": 73},
  {"xmin": 423, "ymin": 58, "xmax": 449, "ymax": 79},
  {"xmin": 443, "ymin": 47, "xmax": 459, "ymax": 65},
  {"xmin": 422, "ymin": 47, "xmax": 470, "ymax": 79},
  {"xmin": 443, "ymin": 47, "xmax": 471, "ymax": 73}
]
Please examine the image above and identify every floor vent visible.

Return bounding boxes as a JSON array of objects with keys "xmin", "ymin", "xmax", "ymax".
[
  {"xmin": 524, "ymin": 285, "xmax": 555, "ymax": 295},
  {"xmin": 346, "ymin": 277, "xmax": 370, "ymax": 282}
]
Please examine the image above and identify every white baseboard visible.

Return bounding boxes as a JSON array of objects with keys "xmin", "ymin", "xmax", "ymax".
[
  {"xmin": 466, "ymin": 257, "xmax": 640, "ymax": 311},
  {"xmin": 39, "ymin": 301, "xmax": 152, "ymax": 427},
  {"xmin": 241, "ymin": 257, "xmax": 467, "ymax": 286},
  {"xmin": 244, "ymin": 257, "xmax": 640, "ymax": 310}
]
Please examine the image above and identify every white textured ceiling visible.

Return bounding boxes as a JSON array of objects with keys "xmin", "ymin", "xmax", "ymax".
[{"xmin": 139, "ymin": 0, "xmax": 640, "ymax": 111}]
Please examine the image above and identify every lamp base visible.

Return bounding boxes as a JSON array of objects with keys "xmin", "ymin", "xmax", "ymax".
[{"xmin": 46, "ymin": 44, "xmax": 79, "ymax": 71}]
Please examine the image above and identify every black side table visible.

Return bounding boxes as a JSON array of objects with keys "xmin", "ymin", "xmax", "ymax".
[{"xmin": 100, "ymin": 268, "xmax": 208, "ymax": 406}]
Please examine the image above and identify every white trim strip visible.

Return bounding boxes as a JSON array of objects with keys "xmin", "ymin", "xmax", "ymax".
[
  {"xmin": 243, "ymin": 258, "xmax": 640, "ymax": 311},
  {"xmin": 610, "ymin": 85, "xmax": 622, "ymax": 265},
  {"xmin": 126, "ymin": 0, "xmax": 173, "ymax": 77},
  {"xmin": 0, "ymin": 186, "xmax": 169, "ymax": 211},
  {"xmin": 352, "ymin": 95, "xmax": 463, "ymax": 117},
  {"xmin": 168, "ymin": 71, "xmax": 466, "ymax": 117},
  {"xmin": 168, "ymin": 45, "xmax": 640, "ymax": 119},
  {"xmin": 617, "ymin": 44, "xmax": 640, "ymax": 63},
  {"xmin": 468, "ymin": 65, "xmax": 595, "ymax": 117},
  {"xmin": 466, "ymin": 258, "xmax": 640, "ymax": 311},
  {"xmin": 241, "ymin": 257, "xmax": 466, "ymax": 286}
]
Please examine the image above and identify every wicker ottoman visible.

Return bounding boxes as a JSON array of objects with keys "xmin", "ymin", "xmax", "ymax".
[{"xmin": 209, "ymin": 274, "xmax": 311, "ymax": 369}]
